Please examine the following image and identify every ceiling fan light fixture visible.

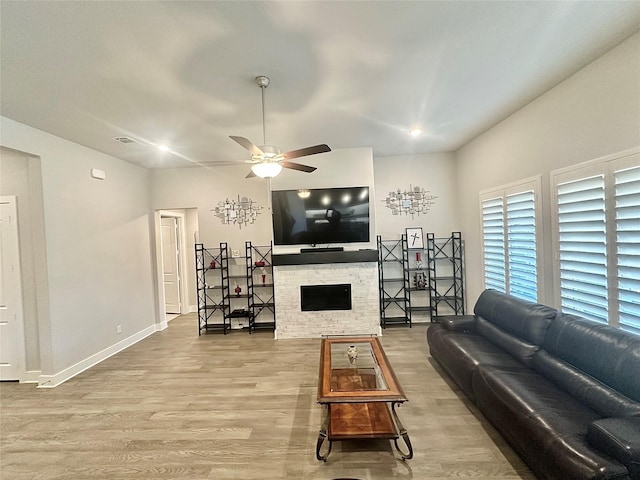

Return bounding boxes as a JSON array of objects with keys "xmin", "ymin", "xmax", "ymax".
[
  {"xmin": 251, "ymin": 162, "xmax": 283, "ymax": 178},
  {"xmin": 409, "ymin": 127, "xmax": 423, "ymax": 138}
]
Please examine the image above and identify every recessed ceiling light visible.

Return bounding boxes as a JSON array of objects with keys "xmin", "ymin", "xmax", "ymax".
[
  {"xmin": 409, "ymin": 128, "xmax": 423, "ymax": 138},
  {"xmin": 157, "ymin": 144, "xmax": 170, "ymax": 152}
]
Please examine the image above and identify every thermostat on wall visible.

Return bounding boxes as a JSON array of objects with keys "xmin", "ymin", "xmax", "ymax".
[{"xmin": 90, "ymin": 168, "xmax": 106, "ymax": 180}]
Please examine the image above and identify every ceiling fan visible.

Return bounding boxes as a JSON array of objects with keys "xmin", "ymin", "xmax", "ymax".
[{"xmin": 230, "ymin": 75, "xmax": 331, "ymax": 178}]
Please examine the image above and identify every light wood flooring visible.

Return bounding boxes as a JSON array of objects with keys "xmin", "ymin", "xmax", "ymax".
[{"xmin": 0, "ymin": 314, "xmax": 535, "ymax": 480}]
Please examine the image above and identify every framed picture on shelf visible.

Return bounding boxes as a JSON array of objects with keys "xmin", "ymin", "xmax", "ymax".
[{"xmin": 405, "ymin": 227, "xmax": 424, "ymax": 249}]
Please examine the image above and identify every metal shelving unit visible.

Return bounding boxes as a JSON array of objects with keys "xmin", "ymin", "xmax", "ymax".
[
  {"xmin": 195, "ymin": 242, "xmax": 230, "ymax": 334},
  {"xmin": 377, "ymin": 235, "xmax": 411, "ymax": 327},
  {"xmin": 246, "ymin": 241, "xmax": 275, "ymax": 332},
  {"xmin": 406, "ymin": 244, "xmax": 431, "ymax": 322},
  {"xmin": 426, "ymin": 231, "xmax": 465, "ymax": 320},
  {"xmin": 223, "ymin": 246, "xmax": 251, "ymax": 328}
]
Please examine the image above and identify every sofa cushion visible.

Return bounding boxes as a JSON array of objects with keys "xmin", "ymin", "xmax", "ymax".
[
  {"xmin": 475, "ymin": 317, "xmax": 539, "ymax": 367},
  {"xmin": 587, "ymin": 417, "xmax": 640, "ymax": 480},
  {"xmin": 473, "ymin": 289, "xmax": 556, "ymax": 345},
  {"xmin": 542, "ymin": 314, "xmax": 640, "ymax": 403},
  {"xmin": 427, "ymin": 326, "xmax": 525, "ymax": 401},
  {"xmin": 472, "ymin": 364, "xmax": 629, "ymax": 480},
  {"xmin": 438, "ymin": 314, "xmax": 476, "ymax": 332},
  {"xmin": 532, "ymin": 350, "xmax": 640, "ymax": 418}
]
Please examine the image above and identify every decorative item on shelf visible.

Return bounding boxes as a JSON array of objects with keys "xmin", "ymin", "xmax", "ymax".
[
  {"xmin": 254, "ymin": 260, "xmax": 265, "ymax": 267},
  {"xmin": 413, "ymin": 250, "xmax": 427, "ymax": 290},
  {"xmin": 347, "ymin": 345, "xmax": 358, "ymax": 365},
  {"xmin": 234, "ymin": 285, "xmax": 242, "ymax": 297},
  {"xmin": 413, "ymin": 272, "xmax": 427, "ymax": 290},
  {"xmin": 384, "ymin": 185, "xmax": 437, "ymax": 217},
  {"xmin": 406, "ymin": 227, "xmax": 424, "ymax": 249},
  {"xmin": 261, "ymin": 273, "xmax": 266, "ymax": 285},
  {"xmin": 212, "ymin": 195, "xmax": 263, "ymax": 229},
  {"xmin": 209, "ymin": 259, "xmax": 216, "ymax": 269}
]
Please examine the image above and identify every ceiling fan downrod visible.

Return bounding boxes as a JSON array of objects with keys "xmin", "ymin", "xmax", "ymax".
[{"xmin": 256, "ymin": 75, "xmax": 270, "ymax": 146}]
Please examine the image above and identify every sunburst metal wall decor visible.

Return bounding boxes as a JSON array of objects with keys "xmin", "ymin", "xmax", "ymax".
[
  {"xmin": 383, "ymin": 185, "xmax": 437, "ymax": 217},
  {"xmin": 212, "ymin": 195, "xmax": 263, "ymax": 228}
]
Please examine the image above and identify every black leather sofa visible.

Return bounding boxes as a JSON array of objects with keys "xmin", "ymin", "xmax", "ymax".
[{"xmin": 427, "ymin": 289, "xmax": 640, "ymax": 480}]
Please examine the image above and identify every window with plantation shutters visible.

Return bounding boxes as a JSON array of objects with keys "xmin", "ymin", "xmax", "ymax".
[
  {"xmin": 556, "ymin": 175, "xmax": 608, "ymax": 324},
  {"xmin": 482, "ymin": 197, "xmax": 506, "ymax": 292},
  {"xmin": 614, "ymin": 166, "xmax": 640, "ymax": 335},
  {"xmin": 507, "ymin": 191, "xmax": 537, "ymax": 302},
  {"xmin": 552, "ymin": 149, "xmax": 640, "ymax": 333},
  {"xmin": 480, "ymin": 177, "xmax": 541, "ymax": 302}
]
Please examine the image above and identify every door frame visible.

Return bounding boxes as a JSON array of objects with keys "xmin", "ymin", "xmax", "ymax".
[
  {"xmin": 0, "ymin": 195, "xmax": 27, "ymax": 381},
  {"xmin": 154, "ymin": 210, "xmax": 189, "ymax": 329},
  {"xmin": 160, "ymin": 215, "xmax": 181, "ymax": 314}
]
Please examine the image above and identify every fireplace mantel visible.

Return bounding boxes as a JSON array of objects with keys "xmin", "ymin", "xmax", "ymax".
[{"xmin": 272, "ymin": 249, "xmax": 378, "ymax": 266}]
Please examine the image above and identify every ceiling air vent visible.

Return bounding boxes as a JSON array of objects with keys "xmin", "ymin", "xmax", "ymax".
[{"xmin": 112, "ymin": 136, "xmax": 139, "ymax": 145}]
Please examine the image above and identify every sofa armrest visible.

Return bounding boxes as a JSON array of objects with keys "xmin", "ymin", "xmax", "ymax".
[
  {"xmin": 438, "ymin": 315, "xmax": 476, "ymax": 332},
  {"xmin": 587, "ymin": 417, "xmax": 640, "ymax": 480}
]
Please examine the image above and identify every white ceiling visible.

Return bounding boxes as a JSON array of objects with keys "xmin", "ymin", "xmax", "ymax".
[{"xmin": 2, "ymin": 1, "xmax": 640, "ymax": 170}]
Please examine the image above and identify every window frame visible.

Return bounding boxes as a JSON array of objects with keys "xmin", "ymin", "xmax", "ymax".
[
  {"xmin": 479, "ymin": 175, "xmax": 543, "ymax": 302},
  {"xmin": 551, "ymin": 148, "xmax": 640, "ymax": 329}
]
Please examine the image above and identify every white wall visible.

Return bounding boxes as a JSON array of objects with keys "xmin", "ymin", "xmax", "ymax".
[
  {"xmin": 151, "ymin": 147, "xmax": 378, "ymax": 254},
  {"xmin": 0, "ymin": 147, "xmax": 47, "ymax": 374},
  {"xmin": 455, "ymin": 31, "xmax": 640, "ymax": 306},
  {"xmin": 0, "ymin": 116, "xmax": 157, "ymax": 383},
  {"xmin": 271, "ymin": 147, "xmax": 377, "ymax": 253},
  {"xmin": 374, "ymin": 152, "xmax": 458, "ymax": 240},
  {"xmin": 150, "ymin": 163, "xmax": 272, "ymax": 255}
]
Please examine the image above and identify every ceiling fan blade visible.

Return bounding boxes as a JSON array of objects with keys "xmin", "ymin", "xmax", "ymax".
[
  {"xmin": 282, "ymin": 144, "xmax": 331, "ymax": 160},
  {"xmin": 245, "ymin": 170, "xmax": 257, "ymax": 178},
  {"xmin": 281, "ymin": 161, "xmax": 317, "ymax": 173},
  {"xmin": 230, "ymin": 136, "xmax": 264, "ymax": 156}
]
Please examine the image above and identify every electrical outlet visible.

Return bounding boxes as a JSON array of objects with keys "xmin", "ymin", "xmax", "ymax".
[
  {"xmin": 231, "ymin": 249, "xmax": 240, "ymax": 258},
  {"xmin": 116, "ymin": 325, "xmax": 122, "ymax": 334}
]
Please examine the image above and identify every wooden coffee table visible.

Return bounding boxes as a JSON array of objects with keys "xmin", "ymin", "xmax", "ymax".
[{"xmin": 316, "ymin": 336, "xmax": 413, "ymax": 461}]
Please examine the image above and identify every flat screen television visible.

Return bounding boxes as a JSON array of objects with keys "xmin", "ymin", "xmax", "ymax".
[{"xmin": 271, "ymin": 186, "xmax": 370, "ymax": 246}]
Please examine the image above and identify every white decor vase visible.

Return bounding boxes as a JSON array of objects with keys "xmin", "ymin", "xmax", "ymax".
[{"xmin": 347, "ymin": 345, "xmax": 358, "ymax": 365}]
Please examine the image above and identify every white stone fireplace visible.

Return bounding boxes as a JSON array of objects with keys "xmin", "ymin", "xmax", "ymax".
[{"xmin": 273, "ymin": 250, "xmax": 380, "ymax": 339}]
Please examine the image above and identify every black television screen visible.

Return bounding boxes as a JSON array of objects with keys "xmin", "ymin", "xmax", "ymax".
[{"xmin": 271, "ymin": 186, "xmax": 370, "ymax": 246}]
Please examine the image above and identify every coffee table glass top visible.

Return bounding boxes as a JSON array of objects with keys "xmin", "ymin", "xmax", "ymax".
[
  {"xmin": 329, "ymin": 341, "xmax": 388, "ymax": 392},
  {"xmin": 318, "ymin": 336, "xmax": 406, "ymax": 403}
]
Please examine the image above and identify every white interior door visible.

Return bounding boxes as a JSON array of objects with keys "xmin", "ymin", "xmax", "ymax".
[
  {"xmin": 161, "ymin": 216, "xmax": 181, "ymax": 314},
  {"xmin": 0, "ymin": 197, "xmax": 26, "ymax": 381}
]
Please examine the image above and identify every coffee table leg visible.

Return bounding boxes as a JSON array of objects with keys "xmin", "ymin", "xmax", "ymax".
[
  {"xmin": 316, "ymin": 405, "xmax": 332, "ymax": 461},
  {"xmin": 391, "ymin": 402, "xmax": 413, "ymax": 460}
]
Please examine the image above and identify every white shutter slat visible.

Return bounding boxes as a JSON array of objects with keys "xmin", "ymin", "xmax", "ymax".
[
  {"xmin": 507, "ymin": 190, "xmax": 537, "ymax": 302},
  {"xmin": 615, "ymin": 166, "xmax": 640, "ymax": 335},
  {"xmin": 483, "ymin": 197, "xmax": 506, "ymax": 292},
  {"xmin": 557, "ymin": 175, "xmax": 608, "ymax": 324}
]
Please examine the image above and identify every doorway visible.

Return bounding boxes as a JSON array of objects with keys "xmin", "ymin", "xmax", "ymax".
[
  {"xmin": 160, "ymin": 216, "xmax": 181, "ymax": 314},
  {"xmin": 155, "ymin": 209, "xmax": 198, "ymax": 326},
  {"xmin": 0, "ymin": 196, "xmax": 26, "ymax": 381}
]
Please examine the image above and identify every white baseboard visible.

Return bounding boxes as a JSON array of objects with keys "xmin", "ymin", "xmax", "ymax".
[
  {"xmin": 21, "ymin": 370, "xmax": 42, "ymax": 383},
  {"xmin": 188, "ymin": 305, "xmax": 198, "ymax": 313},
  {"xmin": 37, "ymin": 324, "xmax": 158, "ymax": 388}
]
